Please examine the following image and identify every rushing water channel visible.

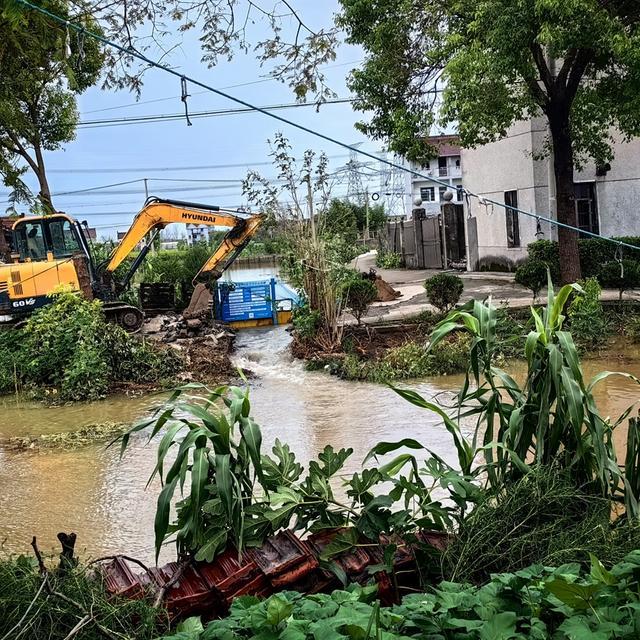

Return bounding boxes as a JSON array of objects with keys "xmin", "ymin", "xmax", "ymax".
[{"xmin": 1, "ymin": 328, "xmax": 640, "ymax": 563}]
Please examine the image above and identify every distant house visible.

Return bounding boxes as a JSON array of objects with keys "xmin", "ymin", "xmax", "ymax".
[
  {"xmin": 186, "ymin": 224, "xmax": 211, "ymax": 245},
  {"xmin": 405, "ymin": 135, "xmax": 464, "ymax": 215},
  {"xmin": 462, "ymin": 118, "xmax": 640, "ymax": 271}
]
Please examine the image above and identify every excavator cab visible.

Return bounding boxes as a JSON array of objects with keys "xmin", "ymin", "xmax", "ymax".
[{"xmin": 12, "ymin": 215, "xmax": 94, "ymax": 266}]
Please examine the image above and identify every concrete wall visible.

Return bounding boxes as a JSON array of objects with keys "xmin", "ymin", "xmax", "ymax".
[
  {"xmin": 575, "ymin": 135, "xmax": 640, "ymax": 238},
  {"xmin": 462, "ymin": 120, "xmax": 640, "ymax": 270},
  {"xmin": 462, "ymin": 120, "xmax": 549, "ymax": 270}
]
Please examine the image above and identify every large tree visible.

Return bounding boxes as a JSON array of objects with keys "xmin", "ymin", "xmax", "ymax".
[
  {"xmin": 0, "ymin": 0, "xmax": 103, "ymax": 211},
  {"xmin": 338, "ymin": 0, "xmax": 640, "ymax": 283}
]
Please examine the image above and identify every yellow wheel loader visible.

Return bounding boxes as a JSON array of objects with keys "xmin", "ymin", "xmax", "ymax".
[{"xmin": 0, "ymin": 197, "xmax": 265, "ymax": 331}]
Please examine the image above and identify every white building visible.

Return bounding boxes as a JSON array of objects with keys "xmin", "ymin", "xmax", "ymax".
[
  {"xmin": 462, "ymin": 118, "xmax": 640, "ymax": 271},
  {"xmin": 186, "ymin": 223, "xmax": 211, "ymax": 245},
  {"xmin": 405, "ymin": 135, "xmax": 464, "ymax": 216}
]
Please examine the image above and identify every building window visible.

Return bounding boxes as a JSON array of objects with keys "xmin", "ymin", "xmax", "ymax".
[
  {"xmin": 504, "ymin": 190, "xmax": 520, "ymax": 248},
  {"xmin": 420, "ymin": 187, "xmax": 435, "ymax": 202},
  {"xmin": 439, "ymin": 186, "xmax": 447, "ymax": 202},
  {"xmin": 438, "ymin": 157, "xmax": 448, "ymax": 177},
  {"xmin": 574, "ymin": 182, "xmax": 599, "ymax": 236}
]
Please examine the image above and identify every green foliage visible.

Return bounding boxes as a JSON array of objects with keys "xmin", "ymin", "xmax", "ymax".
[
  {"xmin": 0, "ymin": 557, "xmax": 167, "ymax": 640},
  {"xmin": 0, "ymin": 0, "xmax": 104, "ymax": 206},
  {"xmin": 599, "ymin": 260, "xmax": 640, "ymax": 300},
  {"xmin": 376, "ymin": 251, "xmax": 404, "ymax": 269},
  {"xmin": 444, "ymin": 467, "xmax": 640, "ymax": 585},
  {"xmin": 567, "ymin": 278, "xmax": 608, "ymax": 349},
  {"xmin": 528, "ymin": 241, "xmax": 561, "ymax": 284},
  {"xmin": 291, "ymin": 301, "xmax": 322, "ymax": 339},
  {"xmin": 122, "ymin": 380, "xmax": 477, "ymax": 564},
  {"xmin": 424, "ymin": 273, "xmax": 464, "ymax": 313},
  {"xmin": 339, "ymin": 0, "xmax": 640, "ymax": 170},
  {"xmin": 160, "ymin": 552, "xmax": 640, "ymax": 640},
  {"xmin": 408, "ymin": 283, "xmax": 640, "ymax": 504},
  {"xmin": 338, "ymin": 271, "xmax": 377, "ymax": 325},
  {"xmin": 334, "ymin": 333, "xmax": 471, "ymax": 383},
  {"xmin": 143, "ymin": 244, "xmax": 213, "ymax": 308},
  {"xmin": 515, "ymin": 259, "xmax": 548, "ymax": 299},
  {"xmin": 522, "ymin": 239, "xmax": 640, "ymax": 292},
  {"xmin": 0, "ymin": 290, "xmax": 182, "ymax": 400}
]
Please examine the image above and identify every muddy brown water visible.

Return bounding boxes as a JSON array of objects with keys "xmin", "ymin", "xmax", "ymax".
[{"xmin": 1, "ymin": 327, "xmax": 640, "ymax": 563}]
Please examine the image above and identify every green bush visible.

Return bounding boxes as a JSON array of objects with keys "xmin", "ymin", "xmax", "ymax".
[
  {"xmin": 599, "ymin": 259, "xmax": 640, "ymax": 299},
  {"xmin": 527, "ymin": 239, "xmax": 561, "ymax": 283},
  {"xmin": 567, "ymin": 277, "xmax": 608, "ymax": 349},
  {"xmin": 525, "ymin": 237, "xmax": 640, "ymax": 284},
  {"xmin": 0, "ymin": 291, "xmax": 183, "ymax": 400},
  {"xmin": 424, "ymin": 273, "xmax": 464, "ymax": 312},
  {"xmin": 376, "ymin": 251, "xmax": 404, "ymax": 269},
  {"xmin": 339, "ymin": 271, "xmax": 377, "ymax": 325},
  {"xmin": 514, "ymin": 259, "xmax": 548, "ymax": 298},
  {"xmin": 292, "ymin": 302, "xmax": 321, "ymax": 339}
]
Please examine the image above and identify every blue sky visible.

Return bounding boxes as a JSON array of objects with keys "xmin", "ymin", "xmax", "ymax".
[{"xmin": 1, "ymin": 1, "xmax": 399, "ymax": 239}]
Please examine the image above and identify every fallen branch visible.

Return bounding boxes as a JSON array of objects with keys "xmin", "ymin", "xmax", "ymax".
[{"xmin": 153, "ymin": 560, "xmax": 191, "ymax": 608}]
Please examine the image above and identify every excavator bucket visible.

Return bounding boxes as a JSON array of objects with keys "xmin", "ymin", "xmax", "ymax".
[{"xmin": 183, "ymin": 282, "xmax": 213, "ymax": 320}]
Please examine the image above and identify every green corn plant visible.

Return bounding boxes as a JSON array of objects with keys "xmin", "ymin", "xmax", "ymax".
[{"xmin": 399, "ymin": 276, "xmax": 640, "ymax": 502}]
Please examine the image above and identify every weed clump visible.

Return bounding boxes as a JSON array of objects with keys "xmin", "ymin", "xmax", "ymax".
[
  {"xmin": 0, "ymin": 290, "xmax": 183, "ymax": 401},
  {"xmin": 444, "ymin": 467, "xmax": 640, "ymax": 585},
  {"xmin": 0, "ymin": 557, "xmax": 167, "ymax": 640}
]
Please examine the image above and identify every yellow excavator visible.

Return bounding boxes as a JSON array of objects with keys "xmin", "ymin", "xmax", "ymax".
[{"xmin": 0, "ymin": 197, "xmax": 265, "ymax": 331}]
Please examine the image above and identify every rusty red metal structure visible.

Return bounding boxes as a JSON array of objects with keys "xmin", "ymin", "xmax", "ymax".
[{"xmin": 100, "ymin": 528, "xmax": 449, "ymax": 620}]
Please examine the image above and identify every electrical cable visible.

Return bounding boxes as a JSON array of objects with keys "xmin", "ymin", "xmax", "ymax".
[
  {"xmin": 77, "ymin": 98, "xmax": 353, "ymax": 128},
  {"xmin": 14, "ymin": 0, "xmax": 640, "ymax": 255}
]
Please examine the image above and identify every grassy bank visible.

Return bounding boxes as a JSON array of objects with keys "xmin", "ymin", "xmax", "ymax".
[{"xmin": 294, "ymin": 282, "xmax": 640, "ymax": 383}]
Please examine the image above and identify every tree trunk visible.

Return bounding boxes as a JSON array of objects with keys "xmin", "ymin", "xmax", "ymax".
[
  {"xmin": 32, "ymin": 140, "xmax": 54, "ymax": 213},
  {"xmin": 549, "ymin": 111, "xmax": 581, "ymax": 283}
]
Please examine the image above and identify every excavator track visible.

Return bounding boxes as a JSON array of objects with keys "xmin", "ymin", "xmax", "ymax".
[{"xmin": 103, "ymin": 302, "xmax": 144, "ymax": 333}]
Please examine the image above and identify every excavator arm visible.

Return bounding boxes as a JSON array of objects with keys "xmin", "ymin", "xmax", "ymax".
[{"xmin": 104, "ymin": 197, "xmax": 265, "ymax": 283}]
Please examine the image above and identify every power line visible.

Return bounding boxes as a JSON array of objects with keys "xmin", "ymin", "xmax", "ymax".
[
  {"xmin": 44, "ymin": 153, "xmax": 354, "ymax": 174},
  {"xmin": 78, "ymin": 98, "xmax": 353, "ymax": 128},
  {"xmin": 15, "ymin": 0, "xmax": 640, "ymax": 256},
  {"xmin": 82, "ymin": 60, "xmax": 364, "ymax": 115}
]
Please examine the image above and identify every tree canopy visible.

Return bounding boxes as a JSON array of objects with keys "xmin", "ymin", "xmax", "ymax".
[
  {"xmin": 0, "ymin": 0, "xmax": 104, "ymax": 210},
  {"xmin": 339, "ymin": 0, "xmax": 640, "ymax": 281}
]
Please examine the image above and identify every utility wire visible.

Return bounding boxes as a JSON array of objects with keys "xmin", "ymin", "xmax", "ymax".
[
  {"xmin": 78, "ymin": 99, "xmax": 353, "ymax": 128},
  {"xmin": 43, "ymin": 153, "xmax": 354, "ymax": 174},
  {"xmin": 82, "ymin": 59, "xmax": 364, "ymax": 115},
  {"xmin": 15, "ymin": 0, "xmax": 640, "ymax": 255}
]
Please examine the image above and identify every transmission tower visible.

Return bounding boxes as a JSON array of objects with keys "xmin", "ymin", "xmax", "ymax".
[{"xmin": 378, "ymin": 151, "xmax": 408, "ymax": 217}]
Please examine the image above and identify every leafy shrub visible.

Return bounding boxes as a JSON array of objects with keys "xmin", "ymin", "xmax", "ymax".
[
  {"xmin": 163, "ymin": 552, "xmax": 640, "ymax": 640},
  {"xmin": 292, "ymin": 302, "xmax": 321, "ymax": 339},
  {"xmin": 335, "ymin": 334, "xmax": 471, "ymax": 383},
  {"xmin": 599, "ymin": 259, "xmax": 640, "ymax": 299},
  {"xmin": 0, "ymin": 290, "xmax": 183, "ymax": 400},
  {"xmin": 514, "ymin": 259, "xmax": 548, "ymax": 299},
  {"xmin": 338, "ymin": 271, "xmax": 377, "ymax": 325},
  {"xmin": 624, "ymin": 315, "xmax": 640, "ymax": 343},
  {"xmin": 376, "ymin": 251, "xmax": 404, "ymax": 269},
  {"xmin": 527, "ymin": 239, "xmax": 561, "ymax": 283},
  {"xmin": 567, "ymin": 277, "xmax": 608, "ymax": 349},
  {"xmin": 424, "ymin": 273, "xmax": 464, "ymax": 312}
]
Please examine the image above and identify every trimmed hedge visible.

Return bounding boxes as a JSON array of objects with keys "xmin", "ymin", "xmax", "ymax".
[{"xmin": 525, "ymin": 238, "xmax": 640, "ymax": 284}]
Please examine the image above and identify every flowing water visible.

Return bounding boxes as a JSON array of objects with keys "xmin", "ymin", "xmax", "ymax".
[{"xmin": 1, "ymin": 328, "xmax": 640, "ymax": 563}]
